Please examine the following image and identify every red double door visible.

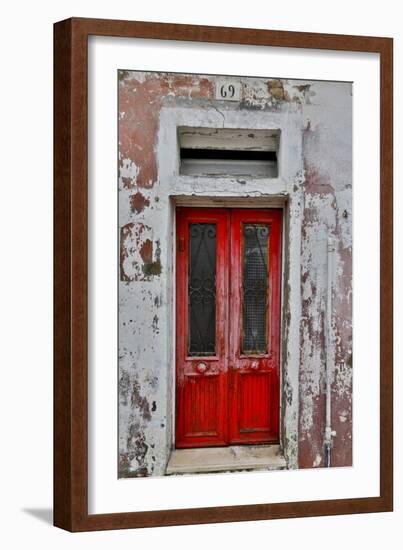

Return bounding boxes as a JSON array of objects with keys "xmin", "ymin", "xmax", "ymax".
[{"xmin": 175, "ymin": 208, "xmax": 282, "ymax": 448}]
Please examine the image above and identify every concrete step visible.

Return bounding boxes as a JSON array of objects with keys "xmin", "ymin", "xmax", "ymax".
[{"xmin": 166, "ymin": 444, "xmax": 287, "ymax": 475}]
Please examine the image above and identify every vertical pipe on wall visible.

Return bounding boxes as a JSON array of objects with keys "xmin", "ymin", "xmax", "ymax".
[{"xmin": 324, "ymin": 236, "xmax": 336, "ymax": 467}]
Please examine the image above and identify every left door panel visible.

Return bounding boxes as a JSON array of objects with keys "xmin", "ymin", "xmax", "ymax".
[{"xmin": 175, "ymin": 208, "xmax": 229, "ymax": 448}]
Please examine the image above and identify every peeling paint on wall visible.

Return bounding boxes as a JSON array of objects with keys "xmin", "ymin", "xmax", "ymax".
[
  {"xmin": 130, "ymin": 191, "xmax": 150, "ymax": 213},
  {"xmin": 119, "ymin": 71, "xmax": 214, "ymax": 189},
  {"xmin": 120, "ymin": 222, "xmax": 161, "ymax": 282}
]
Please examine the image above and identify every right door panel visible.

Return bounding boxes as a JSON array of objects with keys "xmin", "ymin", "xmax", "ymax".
[{"xmin": 228, "ymin": 209, "xmax": 282, "ymax": 444}]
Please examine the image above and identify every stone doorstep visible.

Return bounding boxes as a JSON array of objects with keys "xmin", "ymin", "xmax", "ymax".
[{"xmin": 166, "ymin": 444, "xmax": 287, "ymax": 475}]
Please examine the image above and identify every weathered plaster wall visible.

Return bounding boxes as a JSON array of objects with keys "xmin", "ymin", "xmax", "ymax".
[
  {"xmin": 118, "ymin": 71, "xmax": 352, "ymax": 477},
  {"xmin": 118, "ymin": 73, "xmax": 215, "ymax": 477},
  {"xmin": 298, "ymin": 82, "xmax": 353, "ymax": 468}
]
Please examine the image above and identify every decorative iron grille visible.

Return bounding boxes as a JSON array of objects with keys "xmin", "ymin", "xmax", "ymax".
[
  {"xmin": 188, "ymin": 223, "xmax": 216, "ymax": 356},
  {"xmin": 242, "ymin": 224, "xmax": 269, "ymax": 354}
]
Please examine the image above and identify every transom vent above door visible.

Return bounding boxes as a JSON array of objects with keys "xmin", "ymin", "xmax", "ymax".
[{"xmin": 178, "ymin": 127, "xmax": 280, "ymax": 178}]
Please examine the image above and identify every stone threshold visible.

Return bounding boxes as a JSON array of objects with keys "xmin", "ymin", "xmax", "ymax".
[{"xmin": 166, "ymin": 444, "xmax": 287, "ymax": 475}]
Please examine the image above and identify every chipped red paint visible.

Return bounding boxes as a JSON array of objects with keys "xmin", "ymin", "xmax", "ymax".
[
  {"xmin": 122, "ymin": 176, "xmax": 135, "ymax": 189},
  {"xmin": 304, "ymin": 166, "xmax": 335, "ymax": 195},
  {"xmin": 119, "ymin": 73, "xmax": 214, "ymax": 189},
  {"xmin": 298, "ymin": 159, "xmax": 352, "ymax": 468},
  {"xmin": 120, "ymin": 222, "xmax": 161, "ymax": 281},
  {"xmin": 331, "ymin": 249, "xmax": 352, "ymax": 467},
  {"xmin": 120, "ymin": 223, "xmax": 134, "ymax": 282},
  {"xmin": 330, "ymin": 391, "xmax": 353, "ymax": 467},
  {"xmin": 130, "ymin": 191, "xmax": 150, "ymax": 213},
  {"xmin": 298, "ymin": 393, "xmax": 326, "ymax": 468},
  {"xmin": 139, "ymin": 239, "xmax": 153, "ymax": 264}
]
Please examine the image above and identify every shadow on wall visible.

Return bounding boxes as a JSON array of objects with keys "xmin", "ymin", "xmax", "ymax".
[{"xmin": 22, "ymin": 508, "xmax": 53, "ymax": 525}]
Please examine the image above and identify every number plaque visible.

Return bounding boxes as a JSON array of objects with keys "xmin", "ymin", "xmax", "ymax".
[{"xmin": 214, "ymin": 79, "xmax": 241, "ymax": 101}]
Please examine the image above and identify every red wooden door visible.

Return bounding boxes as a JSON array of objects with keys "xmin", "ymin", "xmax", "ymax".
[{"xmin": 175, "ymin": 208, "xmax": 282, "ymax": 448}]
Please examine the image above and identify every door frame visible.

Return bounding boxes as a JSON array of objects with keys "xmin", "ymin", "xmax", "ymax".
[{"xmin": 158, "ymin": 102, "xmax": 305, "ymax": 470}]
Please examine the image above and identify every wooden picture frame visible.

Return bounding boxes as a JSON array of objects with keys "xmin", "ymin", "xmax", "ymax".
[{"xmin": 54, "ymin": 17, "xmax": 393, "ymax": 531}]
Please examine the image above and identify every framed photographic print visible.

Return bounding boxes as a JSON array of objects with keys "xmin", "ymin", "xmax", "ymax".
[{"xmin": 54, "ymin": 17, "xmax": 393, "ymax": 531}]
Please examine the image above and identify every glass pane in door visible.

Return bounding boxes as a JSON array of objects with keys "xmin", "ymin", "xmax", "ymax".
[
  {"xmin": 242, "ymin": 224, "xmax": 269, "ymax": 354},
  {"xmin": 188, "ymin": 223, "xmax": 216, "ymax": 356}
]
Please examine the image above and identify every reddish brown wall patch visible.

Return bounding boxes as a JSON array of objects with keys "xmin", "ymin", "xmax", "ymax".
[
  {"xmin": 130, "ymin": 191, "xmax": 150, "ymax": 213},
  {"xmin": 119, "ymin": 72, "xmax": 214, "ymax": 189}
]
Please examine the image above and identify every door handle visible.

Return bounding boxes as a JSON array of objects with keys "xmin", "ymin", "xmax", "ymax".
[{"xmin": 195, "ymin": 361, "xmax": 208, "ymax": 373}]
